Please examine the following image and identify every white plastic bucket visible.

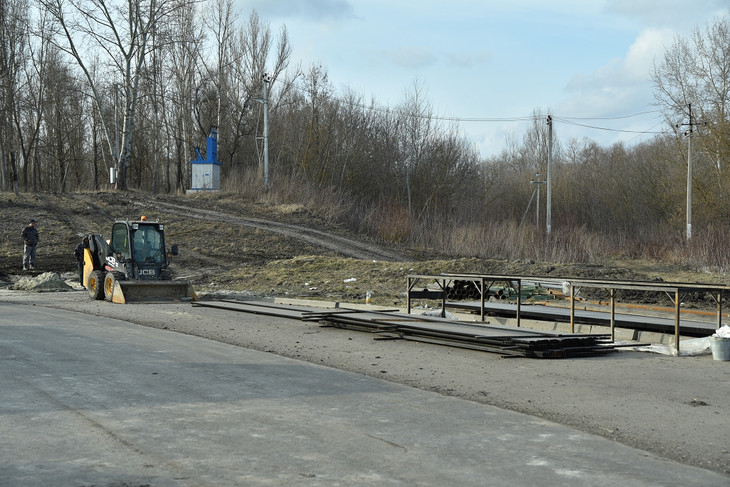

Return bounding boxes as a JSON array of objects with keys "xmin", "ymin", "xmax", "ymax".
[{"xmin": 709, "ymin": 336, "xmax": 730, "ymax": 361}]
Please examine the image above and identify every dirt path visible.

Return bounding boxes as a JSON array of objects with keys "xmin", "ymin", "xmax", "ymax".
[
  {"xmin": 123, "ymin": 197, "xmax": 410, "ymax": 262},
  {"xmin": 44, "ymin": 194, "xmax": 105, "ymax": 237}
]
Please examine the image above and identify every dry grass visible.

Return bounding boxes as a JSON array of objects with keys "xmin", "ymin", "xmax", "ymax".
[
  {"xmin": 184, "ymin": 174, "xmax": 730, "ymax": 279},
  {"xmin": 215, "ymin": 163, "xmax": 730, "ymax": 277}
]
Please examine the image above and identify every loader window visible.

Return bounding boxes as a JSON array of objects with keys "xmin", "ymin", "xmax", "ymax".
[
  {"xmin": 132, "ymin": 225, "xmax": 165, "ymax": 264},
  {"xmin": 111, "ymin": 223, "xmax": 131, "ymax": 259}
]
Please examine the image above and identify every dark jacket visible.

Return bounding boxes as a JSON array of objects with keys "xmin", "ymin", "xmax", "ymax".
[{"xmin": 21, "ymin": 226, "xmax": 39, "ymax": 247}]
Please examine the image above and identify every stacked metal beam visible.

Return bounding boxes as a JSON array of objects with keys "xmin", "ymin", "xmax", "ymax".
[
  {"xmin": 307, "ymin": 309, "xmax": 616, "ymax": 358},
  {"xmin": 194, "ymin": 300, "xmax": 619, "ymax": 359}
]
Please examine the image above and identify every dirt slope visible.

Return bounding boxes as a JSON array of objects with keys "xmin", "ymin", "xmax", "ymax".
[{"xmin": 1, "ymin": 190, "xmax": 726, "ymax": 306}]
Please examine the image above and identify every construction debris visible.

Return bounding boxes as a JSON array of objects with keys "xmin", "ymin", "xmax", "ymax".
[{"xmin": 445, "ymin": 279, "xmax": 556, "ymax": 301}]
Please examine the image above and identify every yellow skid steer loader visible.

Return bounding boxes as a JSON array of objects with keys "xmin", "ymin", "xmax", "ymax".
[{"xmin": 82, "ymin": 216, "xmax": 196, "ymax": 303}]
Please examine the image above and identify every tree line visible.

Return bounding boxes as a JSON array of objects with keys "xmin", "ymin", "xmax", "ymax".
[{"xmin": 1, "ymin": 2, "xmax": 729, "ymax": 266}]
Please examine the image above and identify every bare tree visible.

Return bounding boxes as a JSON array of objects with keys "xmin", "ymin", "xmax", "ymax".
[
  {"xmin": 14, "ymin": 9, "xmax": 57, "ymax": 192},
  {"xmin": 652, "ymin": 13, "xmax": 730, "ymax": 225},
  {"xmin": 397, "ymin": 80, "xmax": 434, "ymax": 215},
  {"xmin": 652, "ymin": 16, "xmax": 730, "ymax": 165},
  {"xmin": 165, "ymin": 0, "xmax": 205, "ymax": 191},
  {"xmin": 228, "ymin": 10, "xmax": 291, "ymax": 175},
  {"xmin": 39, "ymin": 0, "xmax": 186, "ymax": 190},
  {"xmin": 395, "ymin": 81, "xmax": 482, "ymax": 223},
  {"xmin": 202, "ymin": 0, "xmax": 235, "ymax": 161},
  {"xmin": 0, "ymin": 0, "xmax": 30, "ymax": 193}
]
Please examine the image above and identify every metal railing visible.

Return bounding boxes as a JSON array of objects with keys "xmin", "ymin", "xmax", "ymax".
[{"xmin": 407, "ymin": 273, "xmax": 730, "ymax": 353}]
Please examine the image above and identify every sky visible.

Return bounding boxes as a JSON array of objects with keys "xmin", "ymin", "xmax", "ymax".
[{"xmin": 235, "ymin": 0, "xmax": 728, "ymax": 158}]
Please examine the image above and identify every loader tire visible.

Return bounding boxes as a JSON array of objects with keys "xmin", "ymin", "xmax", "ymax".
[
  {"xmin": 87, "ymin": 270, "xmax": 105, "ymax": 300},
  {"xmin": 103, "ymin": 272, "xmax": 115, "ymax": 301},
  {"xmin": 104, "ymin": 272, "xmax": 126, "ymax": 301}
]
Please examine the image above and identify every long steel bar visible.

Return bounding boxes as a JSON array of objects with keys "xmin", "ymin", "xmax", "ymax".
[
  {"xmin": 570, "ymin": 283, "xmax": 576, "ymax": 334},
  {"xmin": 198, "ymin": 299, "xmax": 616, "ymax": 358},
  {"xmin": 515, "ymin": 280, "xmax": 521, "ymax": 328},
  {"xmin": 327, "ymin": 315, "xmax": 614, "ymax": 358},
  {"xmin": 436, "ymin": 272, "xmax": 730, "ymax": 295},
  {"xmin": 718, "ymin": 291, "xmax": 723, "ymax": 330},
  {"xmin": 610, "ymin": 288, "xmax": 616, "ymax": 341},
  {"xmin": 675, "ymin": 289, "xmax": 681, "ymax": 353}
]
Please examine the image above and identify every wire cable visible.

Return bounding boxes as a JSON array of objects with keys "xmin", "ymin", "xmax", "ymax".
[{"xmin": 283, "ymin": 78, "xmax": 671, "ymax": 136}]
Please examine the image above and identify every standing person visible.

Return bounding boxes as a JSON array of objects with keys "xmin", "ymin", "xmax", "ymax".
[
  {"xmin": 21, "ymin": 219, "xmax": 40, "ymax": 271},
  {"xmin": 74, "ymin": 236, "xmax": 90, "ymax": 284}
]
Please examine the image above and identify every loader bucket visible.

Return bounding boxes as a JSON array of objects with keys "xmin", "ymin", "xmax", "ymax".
[{"xmin": 110, "ymin": 280, "xmax": 197, "ymax": 304}]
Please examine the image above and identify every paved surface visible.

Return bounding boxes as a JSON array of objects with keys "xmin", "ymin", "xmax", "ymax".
[{"xmin": 1, "ymin": 301, "xmax": 729, "ymax": 486}]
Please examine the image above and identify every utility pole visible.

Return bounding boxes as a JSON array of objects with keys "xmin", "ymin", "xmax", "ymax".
[
  {"xmin": 678, "ymin": 104, "xmax": 700, "ymax": 240},
  {"xmin": 546, "ymin": 115, "xmax": 553, "ymax": 235},
  {"xmin": 262, "ymin": 74, "xmax": 271, "ymax": 189},
  {"xmin": 686, "ymin": 105, "xmax": 693, "ymax": 240}
]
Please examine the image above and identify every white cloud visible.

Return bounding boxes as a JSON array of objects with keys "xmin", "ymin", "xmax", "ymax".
[
  {"xmin": 622, "ymin": 28, "xmax": 676, "ymax": 81},
  {"xmin": 562, "ymin": 27, "xmax": 676, "ymax": 116},
  {"xmin": 235, "ymin": 1, "xmax": 724, "ymax": 156},
  {"xmin": 382, "ymin": 46, "xmax": 438, "ymax": 69},
  {"xmin": 445, "ymin": 50, "xmax": 492, "ymax": 69}
]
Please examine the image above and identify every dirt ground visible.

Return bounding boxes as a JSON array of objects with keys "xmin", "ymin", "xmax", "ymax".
[
  {"xmin": 1, "ymin": 190, "xmax": 730, "ymax": 477},
  {"xmin": 1, "ymin": 190, "xmax": 726, "ymax": 308}
]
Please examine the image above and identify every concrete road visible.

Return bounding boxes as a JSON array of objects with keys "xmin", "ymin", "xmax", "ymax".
[{"xmin": 1, "ymin": 302, "xmax": 728, "ymax": 486}]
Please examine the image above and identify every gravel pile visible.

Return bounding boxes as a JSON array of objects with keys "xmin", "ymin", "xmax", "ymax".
[{"xmin": 10, "ymin": 272, "xmax": 77, "ymax": 292}]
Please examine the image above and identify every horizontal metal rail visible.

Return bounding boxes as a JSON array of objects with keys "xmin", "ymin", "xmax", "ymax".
[
  {"xmin": 408, "ymin": 274, "xmax": 522, "ymax": 327},
  {"xmin": 407, "ymin": 273, "xmax": 730, "ymax": 354}
]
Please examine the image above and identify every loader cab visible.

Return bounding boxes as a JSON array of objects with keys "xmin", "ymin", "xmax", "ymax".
[
  {"xmin": 131, "ymin": 224, "xmax": 165, "ymax": 264},
  {"xmin": 109, "ymin": 218, "xmax": 169, "ymax": 271}
]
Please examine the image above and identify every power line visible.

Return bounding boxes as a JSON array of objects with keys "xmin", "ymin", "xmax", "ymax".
[
  {"xmin": 626, "ymin": 120, "xmax": 667, "ymax": 144},
  {"xmin": 556, "ymin": 110, "xmax": 660, "ymax": 121},
  {"xmin": 555, "ymin": 118, "xmax": 666, "ymax": 135},
  {"xmin": 284, "ymin": 78, "xmax": 668, "ymax": 137}
]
